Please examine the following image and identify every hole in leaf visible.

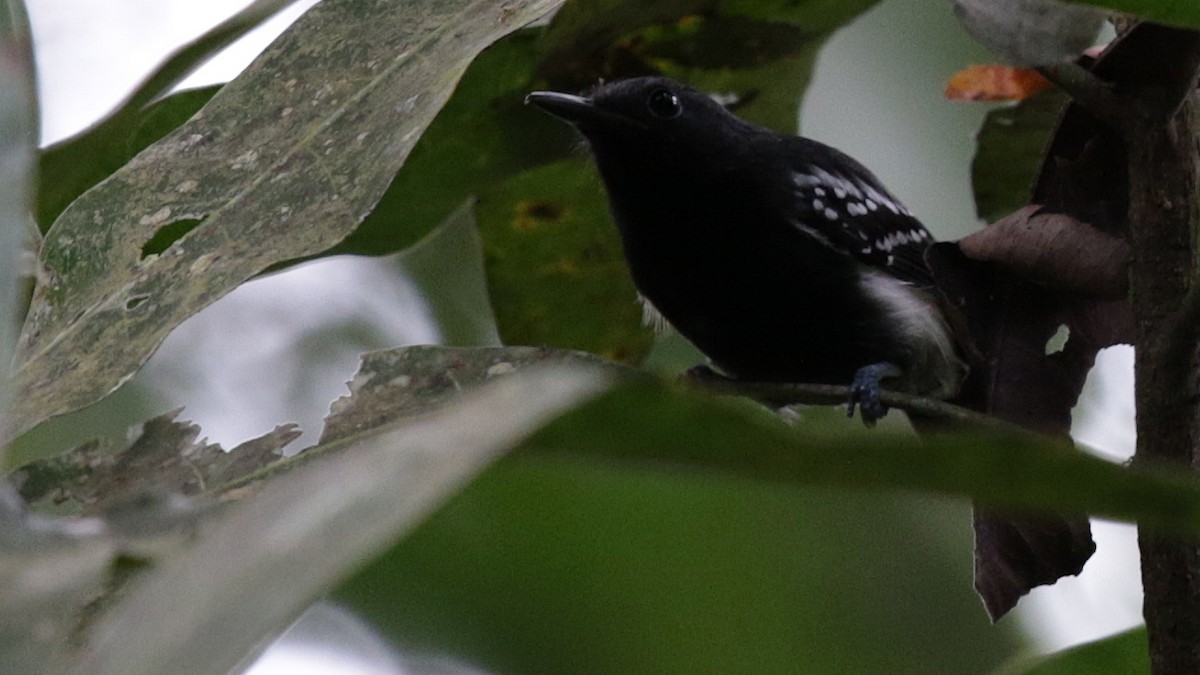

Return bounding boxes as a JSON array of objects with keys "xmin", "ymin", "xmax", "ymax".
[
  {"xmin": 1045, "ymin": 324, "xmax": 1070, "ymax": 355},
  {"xmin": 141, "ymin": 218, "xmax": 204, "ymax": 259},
  {"xmin": 126, "ymin": 294, "xmax": 151, "ymax": 311}
]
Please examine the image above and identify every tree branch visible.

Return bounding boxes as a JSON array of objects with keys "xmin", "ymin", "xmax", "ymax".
[
  {"xmin": 682, "ymin": 369, "xmax": 1028, "ymax": 437},
  {"xmin": 1037, "ymin": 61, "xmax": 1128, "ymax": 132},
  {"xmin": 1116, "ymin": 24, "xmax": 1200, "ymax": 675}
]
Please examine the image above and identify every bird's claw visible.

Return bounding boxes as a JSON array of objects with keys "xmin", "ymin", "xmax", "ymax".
[{"xmin": 848, "ymin": 362, "xmax": 902, "ymax": 427}]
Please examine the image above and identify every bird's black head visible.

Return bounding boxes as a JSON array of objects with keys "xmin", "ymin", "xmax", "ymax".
[
  {"xmin": 526, "ymin": 77, "xmax": 762, "ymax": 206},
  {"xmin": 526, "ymin": 77, "xmax": 754, "ymax": 158}
]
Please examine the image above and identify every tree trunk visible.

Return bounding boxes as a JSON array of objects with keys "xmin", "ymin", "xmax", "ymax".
[{"xmin": 1126, "ymin": 35, "xmax": 1200, "ymax": 675}]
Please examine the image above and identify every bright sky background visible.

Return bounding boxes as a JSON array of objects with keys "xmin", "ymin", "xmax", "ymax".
[{"xmin": 23, "ymin": 0, "xmax": 1142, "ymax": 670}]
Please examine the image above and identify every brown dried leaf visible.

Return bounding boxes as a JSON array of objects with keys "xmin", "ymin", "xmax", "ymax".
[
  {"xmin": 958, "ymin": 205, "xmax": 1130, "ymax": 299},
  {"xmin": 929, "ymin": 234, "xmax": 1128, "ymax": 620}
]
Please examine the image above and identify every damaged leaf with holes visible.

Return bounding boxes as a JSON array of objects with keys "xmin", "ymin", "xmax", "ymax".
[
  {"xmin": 13, "ymin": 409, "xmax": 300, "ymax": 517},
  {"xmin": 7, "ymin": 0, "xmax": 562, "ymax": 443}
]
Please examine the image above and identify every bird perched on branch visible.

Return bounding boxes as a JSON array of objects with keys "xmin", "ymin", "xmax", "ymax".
[
  {"xmin": 527, "ymin": 77, "xmax": 1094, "ymax": 621},
  {"xmin": 527, "ymin": 76, "xmax": 966, "ymax": 422}
]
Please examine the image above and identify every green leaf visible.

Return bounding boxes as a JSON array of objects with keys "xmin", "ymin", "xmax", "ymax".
[
  {"xmin": 0, "ymin": 7, "xmax": 115, "ymax": 675},
  {"xmin": 37, "ymin": 86, "xmax": 220, "ymax": 232},
  {"xmin": 971, "ymin": 90, "xmax": 1067, "ymax": 222},
  {"xmin": 0, "ymin": 0, "xmax": 36, "ymax": 448},
  {"xmin": 127, "ymin": 87, "xmax": 222, "ymax": 160},
  {"xmin": 41, "ymin": 343, "xmax": 1179, "ymax": 673},
  {"xmin": 525, "ymin": 379, "xmax": 1200, "ymax": 533},
  {"xmin": 36, "ymin": 0, "xmax": 295, "ymax": 227},
  {"xmin": 335, "ymin": 32, "xmax": 562, "ymax": 257},
  {"xmin": 991, "ymin": 628, "xmax": 1149, "ymax": 674},
  {"xmin": 477, "ymin": 160, "xmax": 652, "ymax": 361},
  {"xmin": 8, "ymin": 0, "xmax": 561, "ymax": 443},
  {"xmin": 73, "ymin": 366, "xmax": 611, "ymax": 675},
  {"xmin": 330, "ymin": 350, "xmax": 1023, "ymax": 674},
  {"xmin": 1064, "ymin": 0, "xmax": 1200, "ymax": 28},
  {"xmin": 399, "ymin": 199, "xmax": 502, "ymax": 347},
  {"xmin": 301, "ymin": 345, "xmax": 1191, "ymax": 673},
  {"xmin": 340, "ymin": 459, "xmax": 1017, "ymax": 674},
  {"xmin": 13, "ymin": 410, "xmax": 300, "ymax": 516}
]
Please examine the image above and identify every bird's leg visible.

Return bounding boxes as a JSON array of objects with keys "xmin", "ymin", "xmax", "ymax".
[{"xmin": 848, "ymin": 361, "xmax": 902, "ymax": 427}]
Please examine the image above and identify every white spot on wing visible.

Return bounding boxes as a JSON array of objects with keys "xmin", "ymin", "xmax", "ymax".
[
  {"xmin": 793, "ymin": 172, "xmax": 822, "ymax": 188},
  {"xmin": 855, "ymin": 179, "xmax": 911, "ymax": 216}
]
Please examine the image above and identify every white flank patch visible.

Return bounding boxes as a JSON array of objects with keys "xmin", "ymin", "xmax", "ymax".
[
  {"xmin": 638, "ymin": 294, "xmax": 671, "ymax": 334},
  {"xmin": 857, "ymin": 269, "xmax": 964, "ymax": 398}
]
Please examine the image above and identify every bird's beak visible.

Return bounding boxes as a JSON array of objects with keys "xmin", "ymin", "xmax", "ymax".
[
  {"xmin": 525, "ymin": 91, "xmax": 647, "ymax": 131},
  {"xmin": 525, "ymin": 91, "xmax": 596, "ymax": 124}
]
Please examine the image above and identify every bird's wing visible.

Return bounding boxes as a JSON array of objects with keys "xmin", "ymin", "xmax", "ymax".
[{"xmin": 786, "ymin": 145, "xmax": 935, "ymax": 288}]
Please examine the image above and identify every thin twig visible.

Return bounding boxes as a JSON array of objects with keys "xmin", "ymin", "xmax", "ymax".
[
  {"xmin": 683, "ymin": 373, "xmax": 1026, "ymax": 437},
  {"xmin": 1037, "ymin": 62, "xmax": 1129, "ymax": 133}
]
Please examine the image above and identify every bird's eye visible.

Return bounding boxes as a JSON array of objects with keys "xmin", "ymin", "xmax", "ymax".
[{"xmin": 646, "ymin": 89, "xmax": 682, "ymax": 119}]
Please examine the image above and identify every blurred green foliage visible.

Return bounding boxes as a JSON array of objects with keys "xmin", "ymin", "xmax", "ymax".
[
  {"xmin": 11, "ymin": 0, "xmax": 1177, "ymax": 672},
  {"xmin": 993, "ymin": 628, "xmax": 1148, "ymax": 674},
  {"xmin": 972, "ymin": 90, "xmax": 1068, "ymax": 223},
  {"xmin": 340, "ymin": 461, "xmax": 1013, "ymax": 674}
]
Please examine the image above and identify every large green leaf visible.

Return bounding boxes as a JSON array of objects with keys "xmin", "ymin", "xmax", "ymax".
[
  {"xmin": 36, "ymin": 86, "xmax": 221, "ymax": 236},
  {"xmin": 992, "ymin": 628, "xmax": 1149, "ymax": 674},
  {"xmin": 0, "ymin": 6, "xmax": 116, "ymax": 675},
  {"xmin": 335, "ymin": 32, "xmax": 565, "ymax": 257},
  {"xmin": 35, "ymin": 0, "xmax": 295, "ymax": 227},
  {"xmin": 477, "ymin": 160, "xmax": 651, "ymax": 361},
  {"xmin": 8, "ymin": 0, "xmax": 561, "ymax": 442},
  {"xmin": 321, "ymin": 346, "xmax": 1200, "ymax": 673},
  {"xmin": 520, "ymin": 380, "xmax": 1200, "ymax": 532},
  {"xmin": 340, "ymin": 461, "xmax": 1015, "ymax": 674},
  {"xmin": 73, "ymin": 366, "xmax": 610, "ymax": 675},
  {"xmin": 15, "ymin": 343, "xmax": 1191, "ymax": 673},
  {"xmin": 399, "ymin": 199, "xmax": 503, "ymax": 347},
  {"xmin": 0, "ymin": 0, "xmax": 35, "ymax": 451},
  {"xmin": 972, "ymin": 91, "xmax": 1067, "ymax": 222}
]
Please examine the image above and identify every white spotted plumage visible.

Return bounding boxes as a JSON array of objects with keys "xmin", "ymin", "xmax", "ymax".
[{"xmin": 789, "ymin": 167, "xmax": 932, "ymax": 287}]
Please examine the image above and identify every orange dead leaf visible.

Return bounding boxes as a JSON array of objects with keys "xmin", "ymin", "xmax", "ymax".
[{"xmin": 944, "ymin": 65, "xmax": 1053, "ymax": 102}]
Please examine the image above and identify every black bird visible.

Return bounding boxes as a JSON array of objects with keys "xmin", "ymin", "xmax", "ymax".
[
  {"xmin": 526, "ymin": 77, "xmax": 966, "ymax": 422},
  {"xmin": 527, "ymin": 77, "xmax": 1095, "ymax": 620}
]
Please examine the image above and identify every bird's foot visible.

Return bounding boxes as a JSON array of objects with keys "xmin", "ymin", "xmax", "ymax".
[{"xmin": 848, "ymin": 362, "xmax": 902, "ymax": 427}]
